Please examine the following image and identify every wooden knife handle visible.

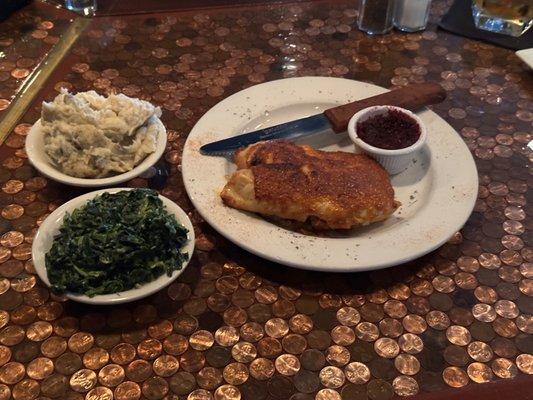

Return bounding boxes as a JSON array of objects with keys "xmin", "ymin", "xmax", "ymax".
[{"xmin": 323, "ymin": 82, "xmax": 446, "ymax": 133}]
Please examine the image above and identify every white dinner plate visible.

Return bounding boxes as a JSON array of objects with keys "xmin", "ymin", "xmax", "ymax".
[
  {"xmin": 516, "ymin": 48, "xmax": 533, "ymax": 69},
  {"xmin": 25, "ymin": 118, "xmax": 167, "ymax": 187},
  {"xmin": 182, "ymin": 77, "xmax": 478, "ymax": 272},
  {"xmin": 32, "ymin": 188, "xmax": 195, "ymax": 304}
]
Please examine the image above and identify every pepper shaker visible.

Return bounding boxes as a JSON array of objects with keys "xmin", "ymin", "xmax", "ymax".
[
  {"xmin": 394, "ymin": 0, "xmax": 433, "ymax": 32},
  {"xmin": 357, "ymin": 0, "xmax": 395, "ymax": 35}
]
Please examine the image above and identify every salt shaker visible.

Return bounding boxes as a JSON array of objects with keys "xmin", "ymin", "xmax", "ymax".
[
  {"xmin": 394, "ymin": 0, "xmax": 432, "ymax": 32},
  {"xmin": 357, "ymin": 0, "xmax": 394, "ymax": 35}
]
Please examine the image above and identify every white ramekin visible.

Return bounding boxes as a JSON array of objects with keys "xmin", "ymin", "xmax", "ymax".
[{"xmin": 347, "ymin": 105, "xmax": 427, "ymax": 175}]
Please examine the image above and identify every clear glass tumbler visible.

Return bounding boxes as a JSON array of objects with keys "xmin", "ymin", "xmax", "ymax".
[
  {"xmin": 65, "ymin": 0, "xmax": 97, "ymax": 17},
  {"xmin": 357, "ymin": 0, "xmax": 394, "ymax": 35},
  {"xmin": 472, "ymin": 0, "xmax": 532, "ymax": 37}
]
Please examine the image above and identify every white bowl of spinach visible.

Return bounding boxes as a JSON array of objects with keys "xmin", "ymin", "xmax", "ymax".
[{"xmin": 32, "ymin": 188, "xmax": 194, "ymax": 304}]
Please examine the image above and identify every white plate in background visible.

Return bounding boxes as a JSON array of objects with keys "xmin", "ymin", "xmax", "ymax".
[{"xmin": 182, "ymin": 77, "xmax": 478, "ymax": 272}]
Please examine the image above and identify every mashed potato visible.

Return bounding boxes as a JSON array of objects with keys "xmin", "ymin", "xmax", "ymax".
[{"xmin": 42, "ymin": 90, "xmax": 162, "ymax": 178}]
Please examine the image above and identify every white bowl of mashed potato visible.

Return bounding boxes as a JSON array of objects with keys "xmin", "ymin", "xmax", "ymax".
[{"xmin": 26, "ymin": 90, "xmax": 167, "ymax": 187}]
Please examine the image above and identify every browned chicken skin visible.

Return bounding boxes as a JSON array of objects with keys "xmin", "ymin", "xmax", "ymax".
[{"xmin": 221, "ymin": 140, "xmax": 399, "ymax": 230}]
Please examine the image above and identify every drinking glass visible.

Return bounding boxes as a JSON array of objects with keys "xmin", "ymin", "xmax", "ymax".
[
  {"xmin": 65, "ymin": 0, "xmax": 96, "ymax": 17},
  {"xmin": 472, "ymin": 0, "xmax": 532, "ymax": 37}
]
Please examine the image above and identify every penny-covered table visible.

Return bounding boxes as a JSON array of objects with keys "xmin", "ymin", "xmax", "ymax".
[{"xmin": 0, "ymin": 1, "xmax": 531, "ymax": 399}]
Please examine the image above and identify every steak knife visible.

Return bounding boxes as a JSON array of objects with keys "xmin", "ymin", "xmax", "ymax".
[{"xmin": 200, "ymin": 82, "xmax": 446, "ymax": 155}]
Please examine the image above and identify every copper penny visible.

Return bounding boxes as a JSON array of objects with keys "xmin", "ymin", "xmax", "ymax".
[
  {"xmin": 316, "ymin": 389, "xmax": 341, "ymax": 400},
  {"xmin": 68, "ymin": 332, "xmax": 94, "ymax": 353},
  {"xmin": 98, "ymin": 364, "xmax": 125, "ymax": 387},
  {"xmin": 265, "ymin": 318, "xmax": 289, "ymax": 338},
  {"xmin": 325, "ymin": 345, "xmax": 350, "ymax": 367},
  {"xmin": 467, "ymin": 341, "xmax": 493, "ymax": 362},
  {"xmin": 344, "ymin": 361, "xmax": 370, "ymax": 384},
  {"xmin": 0, "ymin": 384, "xmax": 9, "ymax": 400},
  {"xmin": 329, "ymin": 325, "xmax": 354, "ymax": 346},
  {"xmin": 257, "ymin": 337, "xmax": 282, "ymax": 358},
  {"xmin": 12, "ymin": 378, "xmax": 39, "ymax": 400},
  {"xmin": 275, "ymin": 354, "xmax": 300, "ymax": 376},
  {"xmin": 279, "ymin": 285, "xmax": 301, "ymax": 301},
  {"xmin": 319, "ymin": 366, "xmax": 345, "ymax": 389},
  {"xmin": 516, "ymin": 314, "xmax": 533, "ymax": 334},
  {"xmin": 249, "ymin": 358, "xmax": 275, "ymax": 380},
  {"xmin": 188, "ymin": 389, "xmax": 214, "ymax": 400},
  {"xmin": 190, "ymin": 330, "xmax": 215, "ymax": 350},
  {"xmin": 336, "ymin": 307, "xmax": 361, "ymax": 326},
  {"xmin": 474, "ymin": 286, "xmax": 498, "ymax": 304},
  {"xmin": 367, "ymin": 379, "xmax": 394, "ymax": 400},
  {"xmin": 167, "ymin": 282, "xmax": 191, "ymax": 301},
  {"xmin": 360, "ymin": 303, "xmax": 384, "ymax": 322},
  {"xmin": 444, "ymin": 345, "xmax": 470, "ymax": 366},
  {"xmin": 281, "ymin": 333, "xmax": 307, "ymax": 355},
  {"xmin": 426, "ymin": 310, "xmax": 451, "ymax": 330},
  {"xmin": 516, "ymin": 354, "xmax": 533, "ymax": 374},
  {"xmin": 125, "ymin": 360, "xmax": 152, "ymax": 382},
  {"xmin": 255, "ymin": 286, "xmax": 278, "ymax": 304},
  {"xmin": 232, "ymin": 341, "xmax": 257, "ymax": 363},
  {"xmin": 379, "ymin": 318, "xmax": 403, "ymax": 338},
  {"xmin": 374, "ymin": 338, "xmax": 400, "ymax": 358},
  {"xmin": 402, "ymin": 315, "xmax": 427, "ymax": 334},
  {"xmin": 179, "ymin": 350, "xmax": 205, "ymax": 373},
  {"xmin": 115, "ymin": 381, "xmax": 141, "ymax": 400},
  {"xmin": 442, "ymin": 366, "xmax": 469, "ymax": 387},
  {"xmin": 0, "ymin": 231, "xmax": 23, "ymax": 247},
  {"xmin": 223, "ymin": 362, "xmax": 249, "ymax": 385},
  {"xmin": 472, "ymin": 303, "xmax": 497, "ymax": 322},
  {"xmin": 392, "ymin": 375, "xmax": 419, "ymax": 397},
  {"xmin": 137, "ymin": 338, "xmax": 162, "ymax": 360},
  {"xmin": 0, "ymin": 346, "xmax": 10, "ymax": 366},
  {"xmin": 174, "ymin": 314, "xmax": 198, "ymax": 335},
  {"xmin": 493, "ymin": 317, "xmax": 518, "ymax": 338},
  {"xmin": 111, "ymin": 343, "xmax": 136, "ymax": 365},
  {"xmin": 70, "ymin": 369, "xmax": 97, "ymax": 392},
  {"xmin": 467, "ymin": 362, "xmax": 493, "ymax": 383},
  {"xmin": 446, "ymin": 325, "xmax": 471, "ymax": 346},
  {"xmin": 398, "ymin": 333, "xmax": 424, "ymax": 354},
  {"xmin": 306, "ymin": 330, "xmax": 331, "ymax": 350},
  {"xmin": 142, "ymin": 376, "xmax": 169, "ymax": 399},
  {"xmin": 289, "ymin": 314, "xmax": 313, "ymax": 334},
  {"xmin": 162, "ymin": 334, "xmax": 188, "ymax": 355},
  {"xmin": 86, "ymin": 386, "xmax": 113, "ymax": 400},
  {"xmin": 55, "ymin": 352, "xmax": 82, "ymax": 374},
  {"xmin": 215, "ymin": 326, "xmax": 240, "ymax": 346},
  {"xmin": 239, "ymin": 322, "xmax": 264, "ymax": 343},
  {"xmin": 394, "ymin": 354, "xmax": 420, "ymax": 375},
  {"xmin": 491, "ymin": 358, "xmax": 518, "ymax": 378},
  {"xmin": 410, "ymin": 280, "xmax": 434, "ymax": 298},
  {"xmin": 355, "ymin": 322, "xmax": 379, "ymax": 341},
  {"xmin": 214, "ymin": 384, "xmax": 241, "ymax": 400},
  {"xmin": 26, "ymin": 357, "xmax": 53, "ymax": 379},
  {"xmin": 0, "ymin": 325, "xmax": 24, "ymax": 345},
  {"xmin": 169, "ymin": 371, "xmax": 196, "ymax": 395},
  {"xmin": 147, "ymin": 320, "xmax": 173, "ymax": 339},
  {"xmin": 82, "ymin": 347, "xmax": 109, "ymax": 369},
  {"xmin": 0, "ymin": 313, "xmax": 7, "ymax": 330},
  {"xmin": 0, "ymin": 362, "xmax": 25, "ymax": 384},
  {"xmin": 300, "ymin": 348, "xmax": 326, "ymax": 371},
  {"xmin": 494, "ymin": 299, "xmax": 519, "ymax": 318},
  {"xmin": 153, "ymin": 355, "xmax": 179, "ymax": 377},
  {"xmin": 13, "ymin": 275, "xmax": 38, "ymax": 295}
]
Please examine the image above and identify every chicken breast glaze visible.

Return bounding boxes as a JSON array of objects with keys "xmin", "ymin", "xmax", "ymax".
[{"xmin": 221, "ymin": 140, "xmax": 399, "ymax": 230}]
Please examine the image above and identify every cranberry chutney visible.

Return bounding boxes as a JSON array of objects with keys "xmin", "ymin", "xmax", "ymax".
[
  {"xmin": 356, "ymin": 109, "xmax": 421, "ymax": 150},
  {"xmin": 347, "ymin": 105, "xmax": 428, "ymax": 175}
]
